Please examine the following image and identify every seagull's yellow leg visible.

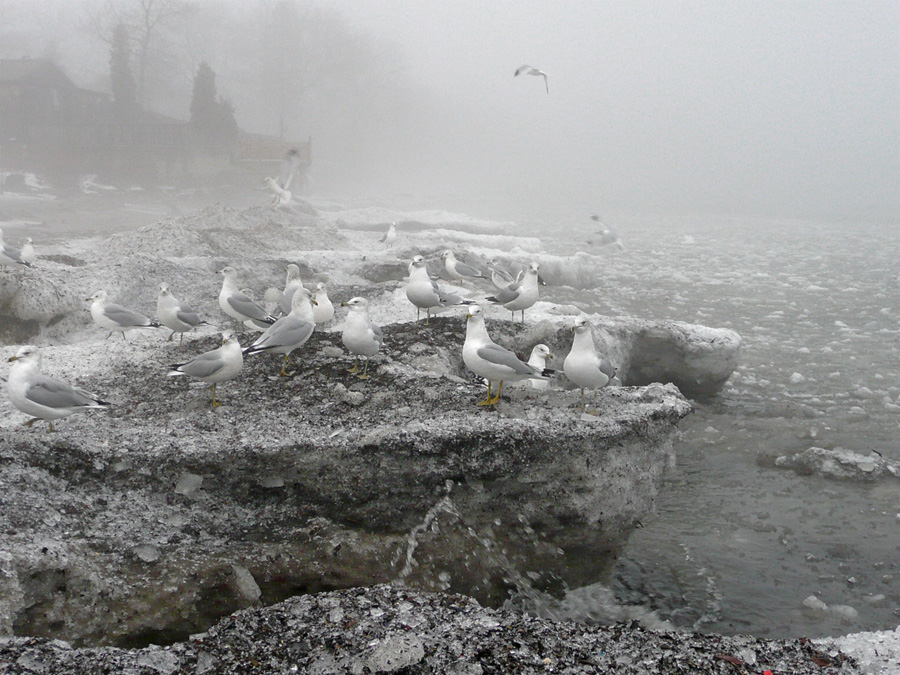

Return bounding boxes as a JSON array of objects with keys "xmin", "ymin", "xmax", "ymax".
[
  {"xmin": 23, "ymin": 418, "xmax": 40, "ymax": 428},
  {"xmin": 121, "ymin": 332, "xmax": 127, "ymax": 341},
  {"xmin": 167, "ymin": 331, "xmax": 175, "ymax": 342},
  {"xmin": 210, "ymin": 383, "xmax": 221, "ymax": 407},
  {"xmin": 106, "ymin": 331, "xmax": 112, "ymax": 340},
  {"xmin": 580, "ymin": 387, "xmax": 586, "ymax": 411},
  {"xmin": 49, "ymin": 421, "xmax": 55, "ymax": 432},
  {"xmin": 477, "ymin": 380, "xmax": 494, "ymax": 406},
  {"xmin": 488, "ymin": 380, "xmax": 504, "ymax": 404},
  {"xmin": 358, "ymin": 357, "xmax": 370, "ymax": 379},
  {"xmin": 179, "ymin": 332, "xmax": 184, "ymax": 345},
  {"xmin": 588, "ymin": 390, "xmax": 599, "ymax": 415},
  {"xmin": 348, "ymin": 356, "xmax": 360, "ymax": 374},
  {"xmin": 280, "ymin": 354, "xmax": 292, "ymax": 376}
]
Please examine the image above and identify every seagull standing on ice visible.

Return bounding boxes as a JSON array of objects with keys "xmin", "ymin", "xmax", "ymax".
[
  {"xmin": 0, "ymin": 228, "xmax": 32, "ymax": 272},
  {"xmin": 441, "ymin": 250, "xmax": 486, "ymax": 282},
  {"xmin": 406, "ymin": 255, "xmax": 473, "ymax": 322},
  {"xmin": 6, "ymin": 346, "xmax": 111, "ymax": 431},
  {"xmin": 380, "ymin": 222, "xmax": 397, "ymax": 247},
  {"xmin": 486, "ymin": 262, "xmax": 540, "ymax": 323},
  {"xmin": 218, "ymin": 267, "xmax": 278, "ymax": 331},
  {"xmin": 168, "ymin": 331, "xmax": 243, "ymax": 406},
  {"xmin": 312, "ymin": 282, "xmax": 335, "ymax": 324},
  {"xmin": 514, "ymin": 65, "xmax": 549, "ymax": 93},
  {"xmin": 157, "ymin": 284, "xmax": 211, "ymax": 344},
  {"xmin": 563, "ymin": 316, "xmax": 617, "ymax": 413},
  {"xmin": 462, "ymin": 305, "xmax": 552, "ymax": 406},
  {"xmin": 527, "ymin": 344, "xmax": 554, "ymax": 391},
  {"xmin": 242, "ymin": 287, "xmax": 316, "ymax": 376},
  {"xmin": 341, "ymin": 297, "xmax": 383, "ymax": 378},
  {"xmin": 88, "ymin": 290, "xmax": 161, "ymax": 340}
]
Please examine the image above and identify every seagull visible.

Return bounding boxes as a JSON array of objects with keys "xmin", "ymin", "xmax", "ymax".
[
  {"xmin": 380, "ymin": 222, "xmax": 397, "ymax": 247},
  {"xmin": 441, "ymin": 250, "xmax": 486, "ymax": 282},
  {"xmin": 312, "ymin": 282, "xmax": 335, "ymax": 324},
  {"xmin": 263, "ymin": 176, "xmax": 293, "ymax": 208},
  {"xmin": 168, "ymin": 331, "xmax": 243, "ymax": 406},
  {"xmin": 6, "ymin": 345, "xmax": 111, "ymax": 431},
  {"xmin": 157, "ymin": 283, "xmax": 211, "ymax": 344},
  {"xmin": 242, "ymin": 287, "xmax": 316, "ymax": 376},
  {"xmin": 485, "ymin": 262, "xmax": 540, "ymax": 323},
  {"xmin": 341, "ymin": 297, "xmax": 383, "ymax": 378},
  {"xmin": 587, "ymin": 215, "xmax": 623, "ymax": 249},
  {"xmin": 406, "ymin": 255, "xmax": 473, "ymax": 322},
  {"xmin": 20, "ymin": 237, "xmax": 36, "ymax": 266},
  {"xmin": 487, "ymin": 258, "xmax": 521, "ymax": 290},
  {"xmin": 277, "ymin": 148, "xmax": 304, "ymax": 192},
  {"xmin": 563, "ymin": 316, "xmax": 617, "ymax": 413},
  {"xmin": 268, "ymin": 263, "xmax": 305, "ymax": 316},
  {"xmin": 527, "ymin": 344, "xmax": 554, "ymax": 391},
  {"xmin": 218, "ymin": 266, "xmax": 278, "ymax": 331},
  {"xmin": 88, "ymin": 290, "xmax": 161, "ymax": 340},
  {"xmin": 463, "ymin": 305, "xmax": 552, "ymax": 405},
  {"xmin": 0, "ymin": 228, "xmax": 32, "ymax": 272},
  {"xmin": 514, "ymin": 64, "xmax": 549, "ymax": 93}
]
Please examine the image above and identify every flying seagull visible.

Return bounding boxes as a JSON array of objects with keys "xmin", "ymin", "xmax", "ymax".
[{"xmin": 514, "ymin": 65, "xmax": 548, "ymax": 93}]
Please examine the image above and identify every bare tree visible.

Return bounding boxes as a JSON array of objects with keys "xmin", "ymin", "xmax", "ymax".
[{"xmin": 83, "ymin": 0, "xmax": 195, "ymax": 107}]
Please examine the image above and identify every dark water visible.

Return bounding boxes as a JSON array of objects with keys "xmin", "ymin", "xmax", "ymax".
[{"xmin": 525, "ymin": 213, "xmax": 899, "ymax": 638}]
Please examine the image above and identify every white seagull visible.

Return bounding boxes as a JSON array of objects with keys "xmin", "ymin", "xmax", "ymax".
[
  {"xmin": 486, "ymin": 262, "xmax": 540, "ymax": 323},
  {"xmin": 380, "ymin": 222, "xmax": 397, "ymax": 247},
  {"xmin": 462, "ymin": 305, "xmax": 551, "ymax": 405},
  {"xmin": 341, "ymin": 297, "xmax": 384, "ymax": 378},
  {"xmin": 157, "ymin": 284, "xmax": 211, "ymax": 344},
  {"xmin": 563, "ymin": 316, "xmax": 617, "ymax": 412},
  {"xmin": 406, "ymin": 255, "xmax": 473, "ymax": 322},
  {"xmin": 20, "ymin": 237, "xmax": 36, "ymax": 266},
  {"xmin": 487, "ymin": 257, "xmax": 520, "ymax": 290},
  {"xmin": 88, "ymin": 290, "xmax": 161, "ymax": 340},
  {"xmin": 6, "ymin": 345, "xmax": 111, "ymax": 431},
  {"xmin": 514, "ymin": 64, "xmax": 549, "ymax": 93},
  {"xmin": 218, "ymin": 266, "xmax": 278, "ymax": 331},
  {"xmin": 441, "ymin": 250, "xmax": 486, "ymax": 282},
  {"xmin": 242, "ymin": 287, "xmax": 316, "ymax": 376},
  {"xmin": 0, "ymin": 228, "xmax": 33, "ymax": 272},
  {"xmin": 168, "ymin": 331, "xmax": 243, "ymax": 406},
  {"xmin": 312, "ymin": 282, "xmax": 335, "ymax": 324},
  {"xmin": 527, "ymin": 344, "xmax": 554, "ymax": 391}
]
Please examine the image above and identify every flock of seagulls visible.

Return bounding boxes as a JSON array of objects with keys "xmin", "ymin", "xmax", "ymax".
[{"xmin": 4, "ymin": 187, "xmax": 617, "ymax": 430}]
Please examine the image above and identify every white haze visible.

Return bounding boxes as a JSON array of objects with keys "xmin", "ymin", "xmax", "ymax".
[{"xmin": 1, "ymin": 0, "xmax": 898, "ymax": 223}]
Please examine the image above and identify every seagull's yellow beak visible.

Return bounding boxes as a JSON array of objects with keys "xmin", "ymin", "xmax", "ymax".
[
  {"xmin": 311, "ymin": 299, "xmax": 318, "ymax": 306},
  {"xmin": 7, "ymin": 355, "xmax": 18, "ymax": 362},
  {"xmin": 547, "ymin": 353, "xmax": 554, "ymax": 360},
  {"xmin": 341, "ymin": 301, "xmax": 349, "ymax": 307}
]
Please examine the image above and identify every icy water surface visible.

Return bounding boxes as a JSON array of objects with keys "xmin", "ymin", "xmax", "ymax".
[{"xmin": 526, "ymin": 213, "xmax": 899, "ymax": 638}]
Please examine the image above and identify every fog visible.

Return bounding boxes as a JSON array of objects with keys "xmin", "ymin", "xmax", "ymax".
[{"xmin": 3, "ymin": 0, "xmax": 899, "ymax": 222}]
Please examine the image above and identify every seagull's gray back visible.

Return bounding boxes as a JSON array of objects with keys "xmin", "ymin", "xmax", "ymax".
[
  {"xmin": 178, "ymin": 350, "xmax": 225, "ymax": 379},
  {"xmin": 227, "ymin": 292, "xmax": 271, "ymax": 321},
  {"xmin": 477, "ymin": 344, "xmax": 535, "ymax": 375},
  {"xmin": 26, "ymin": 375, "xmax": 97, "ymax": 409},
  {"xmin": 253, "ymin": 316, "xmax": 314, "ymax": 350},
  {"xmin": 104, "ymin": 303, "xmax": 151, "ymax": 327}
]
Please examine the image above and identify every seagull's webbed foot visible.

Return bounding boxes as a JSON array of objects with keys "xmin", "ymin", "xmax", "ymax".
[{"xmin": 357, "ymin": 359, "xmax": 371, "ymax": 379}]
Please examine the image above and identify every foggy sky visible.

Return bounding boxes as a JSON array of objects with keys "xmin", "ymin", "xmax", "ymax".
[
  {"xmin": 2, "ymin": 0, "xmax": 898, "ymax": 223},
  {"xmin": 331, "ymin": 1, "xmax": 900, "ymax": 222}
]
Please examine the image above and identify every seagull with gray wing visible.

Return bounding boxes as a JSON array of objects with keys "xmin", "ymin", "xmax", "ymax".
[
  {"xmin": 514, "ymin": 64, "xmax": 549, "ymax": 93},
  {"xmin": 462, "ymin": 305, "xmax": 552, "ymax": 406},
  {"xmin": 88, "ymin": 290, "xmax": 161, "ymax": 340},
  {"xmin": 6, "ymin": 345, "xmax": 111, "ymax": 431}
]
